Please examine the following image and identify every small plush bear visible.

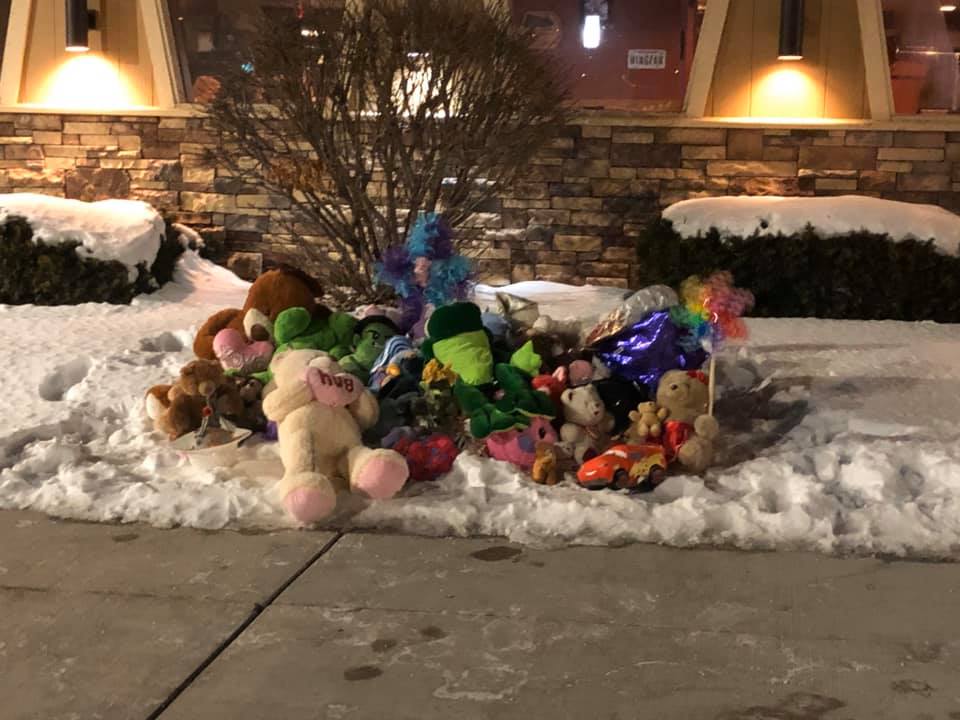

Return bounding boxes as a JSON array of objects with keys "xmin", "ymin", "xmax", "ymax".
[
  {"xmin": 559, "ymin": 383, "xmax": 616, "ymax": 464},
  {"xmin": 531, "ymin": 441, "xmax": 559, "ymax": 486},
  {"xmin": 654, "ymin": 369, "xmax": 719, "ymax": 473},
  {"xmin": 626, "ymin": 401, "xmax": 669, "ymax": 444},
  {"xmin": 145, "ymin": 360, "xmax": 244, "ymax": 440},
  {"xmin": 263, "ymin": 349, "xmax": 409, "ymax": 525}
]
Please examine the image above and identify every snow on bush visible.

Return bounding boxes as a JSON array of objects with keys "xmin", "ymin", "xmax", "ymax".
[
  {"xmin": 0, "ymin": 194, "xmax": 165, "ymax": 281},
  {"xmin": 663, "ymin": 195, "xmax": 960, "ymax": 255}
]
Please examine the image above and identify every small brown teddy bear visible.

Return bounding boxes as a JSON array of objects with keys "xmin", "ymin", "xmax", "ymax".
[
  {"xmin": 193, "ymin": 266, "xmax": 330, "ymax": 361},
  {"xmin": 531, "ymin": 442, "xmax": 559, "ymax": 485},
  {"xmin": 146, "ymin": 360, "xmax": 244, "ymax": 440},
  {"xmin": 654, "ymin": 369, "xmax": 719, "ymax": 474},
  {"xmin": 625, "ymin": 401, "xmax": 669, "ymax": 443},
  {"xmin": 559, "ymin": 384, "xmax": 616, "ymax": 464}
]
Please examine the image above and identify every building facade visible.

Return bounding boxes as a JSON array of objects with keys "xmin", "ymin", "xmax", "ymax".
[{"xmin": 1, "ymin": 0, "xmax": 959, "ymax": 286}]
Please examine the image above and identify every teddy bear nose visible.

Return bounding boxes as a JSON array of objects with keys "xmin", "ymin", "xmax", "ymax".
[
  {"xmin": 250, "ymin": 324, "xmax": 271, "ymax": 342},
  {"xmin": 198, "ymin": 380, "xmax": 216, "ymax": 396}
]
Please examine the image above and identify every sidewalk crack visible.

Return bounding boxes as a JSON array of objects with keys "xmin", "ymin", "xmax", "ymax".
[{"xmin": 144, "ymin": 531, "xmax": 346, "ymax": 719}]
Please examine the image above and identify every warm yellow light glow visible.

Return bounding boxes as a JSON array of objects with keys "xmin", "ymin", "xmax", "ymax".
[
  {"xmin": 710, "ymin": 116, "xmax": 857, "ymax": 126},
  {"xmin": 752, "ymin": 67, "xmax": 820, "ymax": 118},
  {"xmin": 940, "ymin": 4, "xmax": 957, "ymax": 12},
  {"xmin": 38, "ymin": 53, "xmax": 140, "ymax": 109},
  {"xmin": 65, "ymin": 45, "xmax": 89, "ymax": 53},
  {"xmin": 777, "ymin": 54, "xmax": 803, "ymax": 61}
]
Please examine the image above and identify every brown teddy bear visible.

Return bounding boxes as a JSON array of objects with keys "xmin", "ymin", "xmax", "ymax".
[
  {"xmin": 654, "ymin": 369, "xmax": 719, "ymax": 474},
  {"xmin": 146, "ymin": 360, "xmax": 245, "ymax": 440},
  {"xmin": 193, "ymin": 266, "xmax": 331, "ymax": 361},
  {"xmin": 625, "ymin": 401, "xmax": 669, "ymax": 444},
  {"xmin": 531, "ymin": 442, "xmax": 559, "ymax": 485}
]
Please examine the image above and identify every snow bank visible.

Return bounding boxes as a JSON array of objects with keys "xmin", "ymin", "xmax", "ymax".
[
  {"xmin": 0, "ymin": 194, "xmax": 166, "ymax": 280},
  {"xmin": 662, "ymin": 195, "xmax": 960, "ymax": 255},
  {"xmin": 3, "ymin": 268, "xmax": 960, "ymax": 558}
]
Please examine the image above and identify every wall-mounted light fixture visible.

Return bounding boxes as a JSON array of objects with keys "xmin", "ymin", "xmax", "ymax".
[
  {"xmin": 940, "ymin": 4, "xmax": 957, "ymax": 12},
  {"xmin": 778, "ymin": 0, "xmax": 804, "ymax": 60},
  {"xmin": 66, "ymin": 0, "xmax": 99, "ymax": 53},
  {"xmin": 581, "ymin": 0, "xmax": 610, "ymax": 50}
]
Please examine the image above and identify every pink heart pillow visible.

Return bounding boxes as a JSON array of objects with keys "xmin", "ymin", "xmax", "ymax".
[
  {"xmin": 213, "ymin": 328, "xmax": 274, "ymax": 374},
  {"xmin": 304, "ymin": 367, "xmax": 363, "ymax": 407}
]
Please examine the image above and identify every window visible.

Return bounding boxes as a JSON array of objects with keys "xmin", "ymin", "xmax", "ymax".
[
  {"xmin": 167, "ymin": 0, "xmax": 344, "ymax": 102},
  {"xmin": 883, "ymin": 0, "xmax": 960, "ymax": 114},
  {"xmin": 0, "ymin": 0, "xmax": 10, "ymax": 74},
  {"xmin": 511, "ymin": 0, "xmax": 708, "ymax": 112}
]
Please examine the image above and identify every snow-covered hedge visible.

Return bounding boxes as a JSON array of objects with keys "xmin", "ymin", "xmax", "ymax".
[
  {"xmin": 0, "ymin": 214, "xmax": 184, "ymax": 306},
  {"xmin": 639, "ymin": 197, "xmax": 960, "ymax": 322}
]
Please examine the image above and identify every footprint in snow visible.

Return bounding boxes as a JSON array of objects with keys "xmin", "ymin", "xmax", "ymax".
[
  {"xmin": 138, "ymin": 331, "xmax": 185, "ymax": 353},
  {"xmin": 38, "ymin": 357, "xmax": 92, "ymax": 402}
]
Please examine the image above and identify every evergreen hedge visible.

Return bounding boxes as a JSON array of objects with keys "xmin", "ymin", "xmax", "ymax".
[
  {"xmin": 0, "ymin": 215, "xmax": 184, "ymax": 305},
  {"xmin": 636, "ymin": 218, "xmax": 960, "ymax": 322}
]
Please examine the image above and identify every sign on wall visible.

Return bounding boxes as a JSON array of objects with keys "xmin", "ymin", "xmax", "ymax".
[{"xmin": 627, "ymin": 49, "xmax": 667, "ymax": 70}]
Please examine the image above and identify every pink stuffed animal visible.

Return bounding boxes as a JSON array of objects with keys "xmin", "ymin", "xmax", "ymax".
[
  {"xmin": 485, "ymin": 416, "xmax": 558, "ymax": 470},
  {"xmin": 213, "ymin": 328, "xmax": 273, "ymax": 375}
]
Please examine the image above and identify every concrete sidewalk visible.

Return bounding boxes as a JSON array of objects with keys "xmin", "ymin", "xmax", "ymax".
[{"xmin": 1, "ymin": 510, "xmax": 957, "ymax": 720}]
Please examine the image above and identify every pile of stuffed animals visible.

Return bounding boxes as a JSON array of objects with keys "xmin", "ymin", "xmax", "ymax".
[{"xmin": 145, "ymin": 214, "xmax": 753, "ymax": 526}]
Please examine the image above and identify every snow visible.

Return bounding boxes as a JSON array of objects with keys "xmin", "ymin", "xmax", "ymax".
[
  {"xmin": 2, "ymin": 256, "xmax": 960, "ymax": 559},
  {"xmin": 662, "ymin": 195, "xmax": 960, "ymax": 255},
  {"xmin": 0, "ymin": 193, "xmax": 166, "ymax": 280}
]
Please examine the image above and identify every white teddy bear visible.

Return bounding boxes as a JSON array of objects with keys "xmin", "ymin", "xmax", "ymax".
[
  {"xmin": 263, "ymin": 349, "xmax": 409, "ymax": 524},
  {"xmin": 559, "ymin": 384, "xmax": 615, "ymax": 464}
]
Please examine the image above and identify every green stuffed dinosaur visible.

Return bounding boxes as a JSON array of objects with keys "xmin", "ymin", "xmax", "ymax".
[
  {"xmin": 420, "ymin": 303, "xmax": 494, "ymax": 386},
  {"xmin": 273, "ymin": 306, "xmax": 357, "ymax": 359},
  {"xmin": 453, "ymin": 344, "xmax": 555, "ymax": 439},
  {"xmin": 338, "ymin": 316, "xmax": 400, "ymax": 385}
]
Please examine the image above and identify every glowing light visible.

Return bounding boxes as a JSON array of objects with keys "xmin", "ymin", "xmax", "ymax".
[
  {"xmin": 777, "ymin": 54, "xmax": 802, "ymax": 61},
  {"xmin": 39, "ymin": 54, "xmax": 139, "ymax": 109},
  {"xmin": 940, "ymin": 4, "xmax": 957, "ymax": 11},
  {"xmin": 582, "ymin": 14, "xmax": 601, "ymax": 49},
  {"xmin": 753, "ymin": 67, "xmax": 820, "ymax": 118},
  {"xmin": 65, "ymin": 44, "xmax": 89, "ymax": 53}
]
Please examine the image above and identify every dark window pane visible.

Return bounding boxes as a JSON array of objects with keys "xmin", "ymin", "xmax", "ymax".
[
  {"xmin": 883, "ymin": 0, "xmax": 960, "ymax": 114},
  {"xmin": 511, "ymin": 0, "xmax": 707, "ymax": 112},
  {"xmin": 168, "ymin": 0, "xmax": 344, "ymax": 101},
  {"xmin": 0, "ymin": 0, "xmax": 11, "ymax": 73}
]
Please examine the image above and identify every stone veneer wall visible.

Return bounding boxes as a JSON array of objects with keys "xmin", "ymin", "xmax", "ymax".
[{"xmin": 3, "ymin": 112, "xmax": 960, "ymax": 287}]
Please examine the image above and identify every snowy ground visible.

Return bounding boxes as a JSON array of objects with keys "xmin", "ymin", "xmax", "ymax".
[{"xmin": 2, "ymin": 253, "xmax": 960, "ymax": 558}]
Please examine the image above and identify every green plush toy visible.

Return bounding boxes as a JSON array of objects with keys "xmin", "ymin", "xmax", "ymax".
[
  {"xmin": 509, "ymin": 340, "xmax": 543, "ymax": 378},
  {"xmin": 453, "ymin": 363, "xmax": 555, "ymax": 439},
  {"xmin": 273, "ymin": 306, "xmax": 357, "ymax": 359},
  {"xmin": 338, "ymin": 316, "xmax": 400, "ymax": 385},
  {"xmin": 421, "ymin": 303, "xmax": 494, "ymax": 386}
]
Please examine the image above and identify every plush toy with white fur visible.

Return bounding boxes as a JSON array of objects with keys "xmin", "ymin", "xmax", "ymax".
[
  {"xmin": 559, "ymin": 383, "xmax": 616, "ymax": 464},
  {"xmin": 263, "ymin": 349, "xmax": 409, "ymax": 524}
]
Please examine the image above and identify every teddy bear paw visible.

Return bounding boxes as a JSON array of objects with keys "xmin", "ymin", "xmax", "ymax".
[
  {"xmin": 352, "ymin": 450, "xmax": 410, "ymax": 500},
  {"xmin": 282, "ymin": 480, "xmax": 337, "ymax": 524}
]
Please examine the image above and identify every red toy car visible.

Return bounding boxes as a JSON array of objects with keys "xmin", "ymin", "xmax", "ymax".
[{"xmin": 576, "ymin": 444, "xmax": 668, "ymax": 493}]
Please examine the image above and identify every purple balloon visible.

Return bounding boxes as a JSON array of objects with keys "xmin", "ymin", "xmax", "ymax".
[{"xmin": 594, "ymin": 310, "xmax": 708, "ymax": 391}]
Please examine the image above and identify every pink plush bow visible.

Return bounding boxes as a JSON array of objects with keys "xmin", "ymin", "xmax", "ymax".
[
  {"xmin": 213, "ymin": 328, "xmax": 274, "ymax": 374},
  {"xmin": 304, "ymin": 367, "xmax": 363, "ymax": 407}
]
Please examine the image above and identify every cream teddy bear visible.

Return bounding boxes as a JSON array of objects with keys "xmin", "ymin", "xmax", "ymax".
[
  {"xmin": 263, "ymin": 349, "xmax": 409, "ymax": 524},
  {"xmin": 559, "ymin": 384, "xmax": 615, "ymax": 464}
]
